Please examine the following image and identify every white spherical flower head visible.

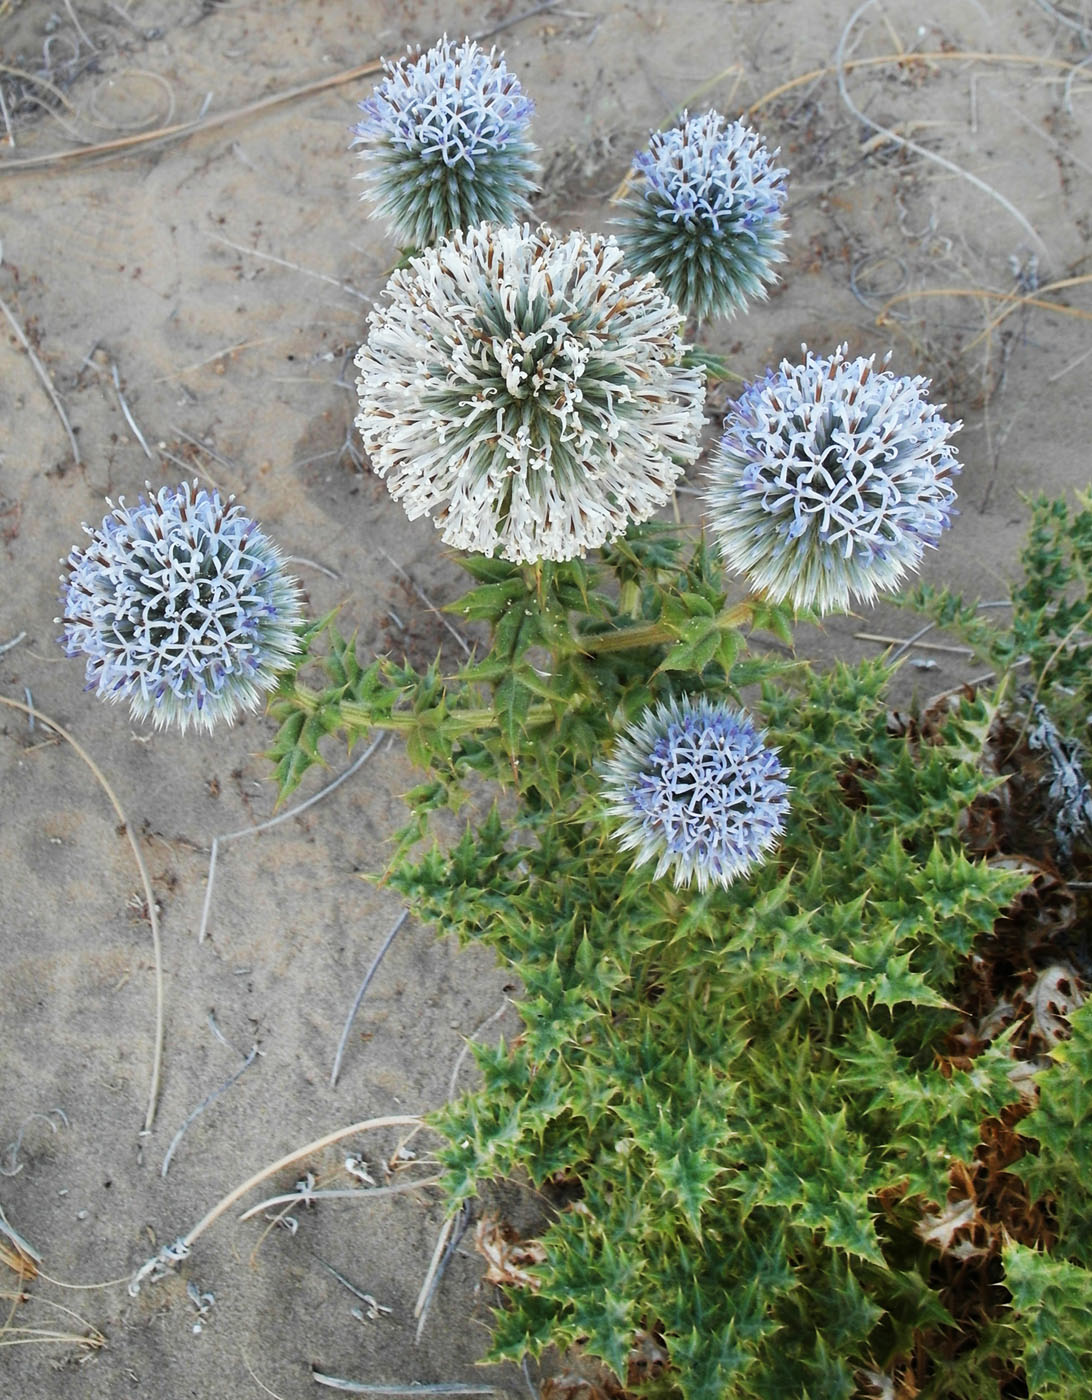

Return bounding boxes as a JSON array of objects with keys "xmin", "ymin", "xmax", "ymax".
[
  {"xmin": 705, "ymin": 345, "xmax": 961, "ymax": 615},
  {"xmin": 59, "ymin": 482, "xmax": 304, "ymax": 734},
  {"xmin": 617, "ymin": 110, "xmax": 788, "ymax": 323},
  {"xmin": 603, "ymin": 696, "xmax": 789, "ymax": 892},
  {"xmin": 353, "ymin": 34, "xmax": 538, "ymax": 247},
  {"xmin": 355, "ymin": 222, "xmax": 707, "ymax": 564}
]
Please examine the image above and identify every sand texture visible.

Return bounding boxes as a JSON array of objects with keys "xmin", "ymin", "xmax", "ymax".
[{"xmin": 1, "ymin": 1, "xmax": 1090, "ymax": 1395}]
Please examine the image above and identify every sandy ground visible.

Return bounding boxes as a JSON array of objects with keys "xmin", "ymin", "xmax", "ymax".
[{"xmin": 0, "ymin": 0, "xmax": 1090, "ymax": 1396}]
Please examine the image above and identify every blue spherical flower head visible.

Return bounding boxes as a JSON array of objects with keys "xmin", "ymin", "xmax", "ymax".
[
  {"xmin": 59, "ymin": 482, "xmax": 304, "ymax": 734},
  {"xmin": 617, "ymin": 110, "xmax": 788, "ymax": 323},
  {"xmin": 602, "ymin": 697, "xmax": 789, "ymax": 892},
  {"xmin": 353, "ymin": 34, "xmax": 538, "ymax": 247},
  {"xmin": 705, "ymin": 345, "xmax": 961, "ymax": 616}
]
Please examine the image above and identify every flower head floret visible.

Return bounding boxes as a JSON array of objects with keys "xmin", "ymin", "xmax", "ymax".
[
  {"xmin": 353, "ymin": 34, "xmax": 538, "ymax": 246},
  {"xmin": 602, "ymin": 696, "xmax": 789, "ymax": 891},
  {"xmin": 705, "ymin": 345, "xmax": 961, "ymax": 615},
  {"xmin": 617, "ymin": 110, "xmax": 788, "ymax": 322},
  {"xmin": 59, "ymin": 482, "xmax": 303, "ymax": 733},
  {"xmin": 354, "ymin": 221, "xmax": 706, "ymax": 564}
]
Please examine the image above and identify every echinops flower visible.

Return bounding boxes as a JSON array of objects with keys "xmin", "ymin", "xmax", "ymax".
[
  {"xmin": 59, "ymin": 482, "xmax": 303, "ymax": 733},
  {"xmin": 705, "ymin": 345, "xmax": 961, "ymax": 615},
  {"xmin": 354, "ymin": 221, "xmax": 706, "ymax": 564},
  {"xmin": 353, "ymin": 34, "xmax": 538, "ymax": 247},
  {"xmin": 616, "ymin": 110, "xmax": 788, "ymax": 323},
  {"xmin": 602, "ymin": 696, "xmax": 789, "ymax": 891}
]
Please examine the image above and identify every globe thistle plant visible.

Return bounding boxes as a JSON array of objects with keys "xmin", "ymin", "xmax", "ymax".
[
  {"xmin": 59, "ymin": 482, "xmax": 303, "ymax": 733},
  {"xmin": 616, "ymin": 110, "xmax": 788, "ymax": 323},
  {"xmin": 706, "ymin": 345, "xmax": 961, "ymax": 615},
  {"xmin": 353, "ymin": 35, "xmax": 538, "ymax": 247},
  {"xmin": 602, "ymin": 696, "xmax": 789, "ymax": 892},
  {"xmin": 354, "ymin": 221, "xmax": 706, "ymax": 564}
]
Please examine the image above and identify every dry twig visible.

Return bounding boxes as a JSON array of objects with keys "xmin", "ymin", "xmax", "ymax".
[
  {"xmin": 330, "ymin": 909, "xmax": 410, "ymax": 1088},
  {"xmin": 0, "ymin": 293, "xmax": 80, "ymax": 464}
]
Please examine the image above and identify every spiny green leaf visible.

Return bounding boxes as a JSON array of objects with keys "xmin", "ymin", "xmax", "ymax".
[
  {"xmin": 1004, "ymin": 1242, "xmax": 1092, "ymax": 1400},
  {"xmin": 1012, "ymin": 997, "xmax": 1092, "ymax": 1266}
]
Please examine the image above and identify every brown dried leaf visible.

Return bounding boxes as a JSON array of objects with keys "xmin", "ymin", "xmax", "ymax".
[
  {"xmin": 474, "ymin": 1214, "xmax": 546, "ymax": 1292},
  {"xmin": 0, "ymin": 1239, "xmax": 38, "ymax": 1282},
  {"xmin": 915, "ymin": 1195, "xmax": 981, "ymax": 1254}
]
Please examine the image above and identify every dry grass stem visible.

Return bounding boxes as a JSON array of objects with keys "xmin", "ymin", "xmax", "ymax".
[
  {"xmin": 1031, "ymin": 0, "xmax": 1092, "ymax": 40},
  {"xmin": 0, "ymin": 694, "xmax": 164, "ymax": 1133},
  {"xmin": 0, "ymin": 61, "xmax": 80, "ymax": 116},
  {"xmin": 875, "ymin": 277, "xmax": 1092, "ymax": 335},
  {"xmin": 0, "ymin": 4, "xmax": 560, "ymax": 175},
  {"xmin": 836, "ymin": 1, "xmax": 1046, "ymax": 254},
  {"xmin": 241, "ymin": 1349, "xmax": 292, "ymax": 1400},
  {"xmin": 0, "ymin": 1329, "xmax": 105, "ymax": 1349},
  {"xmin": 0, "ymin": 84, "xmax": 14, "ymax": 148},
  {"xmin": 414, "ymin": 1204, "xmax": 470, "ymax": 1345},
  {"xmin": 111, "ymin": 360, "xmax": 154, "ymax": 459},
  {"xmin": 0, "ymin": 1290, "xmax": 104, "ymax": 1349},
  {"xmin": 198, "ymin": 731, "xmax": 384, "ymax": 942},
  {"xmin": 173, "ymin": 1113, "xmax": 423, "ymax": 1256},
  {"xmin": 330, "ymin": 909, "xmax": 410, "ymax": 1088},
  {"xmin": 379, "ymin": 549, "xmax": 473, "ymax": 658},
  {"xmin": 1064, "ymin": 53, "xmax": 1092, "ymax": 114},
  {"xmin": 36, "ymin": 1269, "xmax": 133, "ymax": 1291},
  {"xmin": 86, "ymin": 69, "xmax": 176, "ymax": 131},
  {"xmin": 157, "ymin": 446, "xmax": 223, "ymax": 493},
  {"xmin": 747, "ymin": 47, "xmax": 1092, "ymax": 118},
  {"xmin": 153, "ymin": 337, "xmax": 273, "ymax": 381},
  {"xmin": 161, "ymin": 1045, "xmax": 260, "ymax": 1177},
  {"xmin": 1, "ymin": 1109, "xmax": 68, "ymax": 1178},
  {"xmin": 0, "ymin": 58, "xmax": 383, "ymax": 173},
  {"xmin": 169, "ymin": 425, "xmax": 241, "ymax": 479},
  {"xmin": 0, "ymin": 292, "xmax": 81, "ymax": 465},
  {"xmin": 1048, "ymin": 345, "xmax": 1092, "ymax": 382},
  {"xmin": 414, "ymin": 1209, "xmax": 456, "ymax": 1329},
  {"xmin": 237, "ymin": 1176, "xmax": 442, "ymax": 1222},
  {"xmin": 312, "ymin": 1379, "xmax": 505, "ymax": 1396},
  {"xmin": 0, "ymin": 1243, "xmax": 37, "ymax": 1283},
  {"xmin": 447, "ymin": 1002, "xmax": 509, "ymax": 1102},
  {"xmin": 962, "ymin": 273, "xmax": 1092, "ymax": 350},
  {"xmin": 0, "ymin": 1206, "xmax": 41, "ymax": 1267},
  {"xmin": 855, "ymin": 632, "xmax": 975, "ymax": 656},
  {"xmin": 207, "ymin": 233, "xmax": 369, "ymax": 302},
  {"xmin": 285, "ymin": 554, "xmax": 341, "ymax": 580}
]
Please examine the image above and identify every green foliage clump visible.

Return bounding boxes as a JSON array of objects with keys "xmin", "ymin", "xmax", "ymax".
[
  {"xmin": 403, "ymin": 663, "xmax": 1024, "ymax": 1399},
  {"xmin": 1004, "ymin": 999, "xmax": 1092, "ymax": 1397},
  {"xmin": 267, "ymin": 529, "xmax": 1060, "ymax": 1398},
  {"xmin": 1004, "ymin": 1242, "xmax": 1092, "ymax": 1400},
  {"xmin": 909, "ymin": 490, "xmax": 1092, "ymax": 736}
]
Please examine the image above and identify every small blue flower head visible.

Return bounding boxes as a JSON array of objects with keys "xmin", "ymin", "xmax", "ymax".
[
  {"xmin": 616, "ymin": 110, "xmax": 788, "ymax": 323},
  {"xmin": 58, "ymin": 482, "xmax": 304, "ymax": 734},
  {"xmin": 705, "ymin": 345, "xmax": 961, "ymax": 616},
  {"xmin": 602, "ymin": 696, "xmax": 789, "ymax": 891},
  {"xmin": 353, "ymin": 34, "xmax": 538, "ymax": 247}
]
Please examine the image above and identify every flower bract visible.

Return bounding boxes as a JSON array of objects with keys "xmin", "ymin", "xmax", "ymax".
[
  {"xmin": 354, "ymin": 221, "xmax": 706, "ymax": 564},
  {"xmin": 353, "ymin": 34, "xmax": 538, "ymax": 247},
  {"xmin": 602, "ymin": 696, "xmax": 789, "ymax": 891},
  {"xmin": 59, "ymin": 482, "xmax": 303, "ymax": 733},
  {"xmin": 616, "ymin": 110, "xmax": 788, "ymax": 323},
  {"xmin": 705, "ymin": 345, "xmax": 961, "ymax": 615}
]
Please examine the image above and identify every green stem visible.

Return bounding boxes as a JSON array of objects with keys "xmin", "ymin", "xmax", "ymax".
[
  {"xmin": 284, "ymin": 681, "xmax": 555, "ymax": 737},
  {"xmin": 572, "ymin": 598, "xmax": 756, "ymax": 655}
]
